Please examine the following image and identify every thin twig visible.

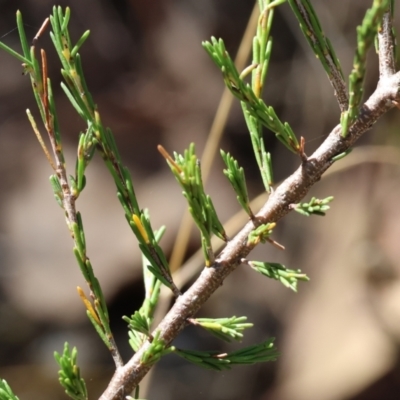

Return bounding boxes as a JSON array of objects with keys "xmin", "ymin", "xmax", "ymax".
[
  {"xmin": 33, "ymin": 48, "xmax": 124, "ymax": 370},
  {"xmin": 378, "ymin": 10, "xmax": 396, "ymax": 77},
  {"xmin": 35, "ymin": 51, "xmax": 75, "ymax": 223}
]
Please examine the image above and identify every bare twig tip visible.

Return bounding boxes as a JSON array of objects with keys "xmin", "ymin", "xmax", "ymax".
[
  {"xmin": 299, "ymin": 136, "xmax": 308, "ymax": 162},
  {"xmin": 266, "ymin": 237, "xmax": 285, "ymax": 251}
]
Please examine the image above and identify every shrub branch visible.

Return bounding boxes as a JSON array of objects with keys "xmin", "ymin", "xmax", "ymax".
[
  {"xmin": 99, "ymin": 45, "xmax": 400, "ymax": 400},
  {"xmin": 0, "ymin": 3, "xmax": 398, "ymax": 400}
]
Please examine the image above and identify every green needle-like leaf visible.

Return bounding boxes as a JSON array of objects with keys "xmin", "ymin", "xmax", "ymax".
[
  {"xmin": 71, "ymin": 30, "xmax": 90, "ymax": 58},
  {"xmin": 193, "ymin": 316, "xmax": 253, "ymax": 342},
  {"xmin": 0, "ymin": 40, "xmax": 31, "ymax": 66},
  {"xmin": 16, "ymin": 10, "xmax": 30, "ymax": 61}
]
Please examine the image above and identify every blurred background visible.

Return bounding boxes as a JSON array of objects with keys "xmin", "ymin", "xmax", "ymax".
[{"xmin": 1, "ymin": 0, "xmax": 400, "ymax": 399}]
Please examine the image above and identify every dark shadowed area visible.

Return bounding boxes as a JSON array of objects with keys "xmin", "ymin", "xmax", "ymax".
[{"xmin": 1, "ymin": 0, "xmax": 400, "ymax": 399}]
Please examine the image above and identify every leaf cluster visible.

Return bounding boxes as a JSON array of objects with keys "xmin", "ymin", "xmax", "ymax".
[
  {"xmin": 173, "ymin": 338, "xmax": 279, "ymax": 371},
  {"xmin": 54, "ymin": 343, "xmax": 88, "ymax": 400},
  {"xmin": 0, "ymin": 380, "xmax": 19, "ymax": 400},
  {"xmin": 293, "ymin": 196, "xmax": 334, "ymax": 217},
  {"xmin": 160, "ymin": 144, "xmax": 227, "ymax": 266}
]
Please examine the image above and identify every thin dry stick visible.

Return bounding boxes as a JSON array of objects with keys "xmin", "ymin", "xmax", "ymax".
[
  {"xmin": 99, "ymin": 11, "xmax": 400, "ymax": 400},
  {"xmin": 32, "ymin": 17, "xmax": 49, "ymax": 45}
]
